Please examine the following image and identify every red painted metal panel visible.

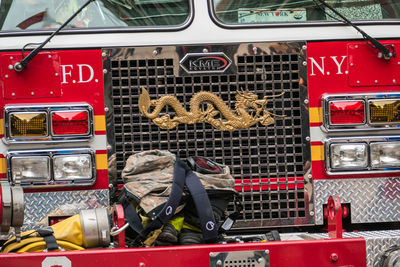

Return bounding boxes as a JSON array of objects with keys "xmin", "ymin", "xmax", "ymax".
[
  {"xmin": 348, "ymin": 42, "xmax": 400, "ymax": 87},
  {"xmin": 0, "ymin": 50, "xmax": 105, "ymax": 115},
  {"xmin": 307, "ymin": 40, "xmax": 400, "ymax": 181},
  {"xmin": 1, "ymin": 52, "xmax": 62, "ymax": 99},
  {"xmin": 0, "ymin": 238, "xmax": 366, "ymax": 267}
]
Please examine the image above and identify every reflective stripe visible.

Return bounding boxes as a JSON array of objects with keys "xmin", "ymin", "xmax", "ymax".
[
  {"xmin": 310, "ymin": 107, "xmax": 322, "ymax": 123},
  {"xmin": 94, "ymin": 115, "xmax": 106, "ymax": 132},
  {"xmin": 96, "ymin": 154, "xmax": 108, "ymax": 170},
  {"xmin": 311, "ymin": 144, "xmax": 324, "ymax": 161}
]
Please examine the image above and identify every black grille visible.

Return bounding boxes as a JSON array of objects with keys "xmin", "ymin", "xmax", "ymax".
[{"xmin": 109, "ymin": 44, "xmax": 309, "ymax": 228}]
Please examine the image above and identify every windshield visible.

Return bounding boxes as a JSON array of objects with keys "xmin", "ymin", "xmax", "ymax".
[
  {"xmin": 213, "ymin": 0, "xmax": 400, "ymax": 24},
  {"xmin": 0, "ymin": 0, "xmax": 190, "ymax": 31}
]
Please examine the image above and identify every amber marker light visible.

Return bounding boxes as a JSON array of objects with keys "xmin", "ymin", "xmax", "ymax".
[
  {"xmin": 369, "ymin": 99, "xmax": 400, "ymax": 124},
  {"xmin": 51, "ymin": 110, "xmax": 89, "ymax": 135},
  {"xmin": 329, "ymin": 100, "xmax": 365, "ymax": 125},
  {"xmin": 9, "ymin": 112, "xmax": 47, "ymax": 137}
]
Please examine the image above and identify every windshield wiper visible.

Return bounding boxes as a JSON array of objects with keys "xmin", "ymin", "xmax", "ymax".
[
  {"xmin": 314, "ymin": 0, "xmax": 395, "ymax": 60},
  {"xmin": 14, "ymin": 0, "xmax": 95, "ymax": 72}
]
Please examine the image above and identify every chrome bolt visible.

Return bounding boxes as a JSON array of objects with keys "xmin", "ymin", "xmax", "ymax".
[
  {"xmin": 257, "ymin": 258, "xmax": 263, "ymax": 263},
  {"xmin": 106, "ymin": 144, "xmax": 112, "ymax": 150},
  {"xmin": 253, "ymin": 46, "xmax": 258, "ymax": 53},
  {"xmin": 308, "ymin": 174, "xmax": 312, "ymax": 179},
  {"xmin": 11, "ymin": 93, "xmax": 15, "ymax": 96},
  {"xmin": 102, "ymin": 52, "xmax": 107, "ymax": 58},
  {"xmin": 393, "ymin": 79, "xmax": 396, "ymax": 83},
  {"xmin": 375, "ymin": 80, "xmax": 378, "ymax": 84},
  {"xmin": 50, "ymin": 91, "xmax": 53, "ymax": 95},
  {"xmin": 139, "ymin": 262, "xmax": 145, "ymax": 267},
  {"xmin": 109, "ymin": 183, "xmax": 114, "ymax": 189},
  {"xmin": 5, "ymin": 75, "xmax": 8, "ymax": 79},
  {"xmin": 327, "ymin": 71, "xmax": 330, "ymax": 75},
  {"xmin": 8, "ymin": 65, "xmax": 13, "ymax": 70},
  {"xmin": 103, "ymin": 69, "xmax": 108, "ymax": 74},
  {"xmin": 203, "ymin": 48, "xmax": 209, "ymax": 53},
  {"xmin": 265, "ymin": 250, "xmax": 270, "ymax": 254},
  {"xmin": 305, "ymin": 136, "xmax": 310, "ymax": 141},
  {"xmin": 152, "ymin": 50, "xmax": 158, "ymax": 56},
  {"xmin": 350, "ymin": 63, "xmax": 354, "ymax": 67},
  {"xmin": 330, "ymin": 253, "xmax": 339, "ymax": 263},
  {"xmin": 302, "ymin": 45, "xmax": 307, "ymax": 50},
  {"xmin": 216, "ymin": 260, "xmax": 222, "ymax": 266},
  {"xmin": 55, "ymin": 73, "xmax": 59, "ymax": 77},
  {"xmin": 302, "ymin": 61, "xmax": 307, "ymax": 66},
  {"xmin": 345, "ymin": 71, "xmax": 348, "ymax": 74},
  {"xmin": 304, "ymin": 99, "xmax": 309, "ymax": 104},
  {"xmin": 357, "ymin": 80, "xmax": 360, "ymax": 84},
  {"xmin": 48, "ymin": 55, "xmax": 52, "ymax": 59},
  {"xmin": 310, "ymin": 211, "xmax": 315, "ymax": 216},
  {"xmin": 10, "ymin": 56, "xmax": 13, "ymax": 60},
  {"xmin": 355, "ymin": 45, "xmax": 358, "ymax": 48},
  {"xmin": 209, "ymin": 252, "xmax": 215, "ymax": 257},
  {"xmin": 105, "ymin": 107, "xmax": 109, "ymax": 112},
  {"xmin": 31, "ymin": 92, "xmax": 34, "ymax": 95}
]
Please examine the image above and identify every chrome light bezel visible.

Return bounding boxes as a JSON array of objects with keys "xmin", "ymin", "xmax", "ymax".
[
  {"xmin": 325, "ymin": 136, "xmax": 400, "ymax": 175},
  {"xmin": 4, "ymin": 103, "xmax": 94, "ymax": 144},
  {"xmin": 322, "ymin": 93, "xmax": 400, "ymax": 132},
  {"xmin": 7, "ymin": 148, "xmax": 96, "ymax": 188}
]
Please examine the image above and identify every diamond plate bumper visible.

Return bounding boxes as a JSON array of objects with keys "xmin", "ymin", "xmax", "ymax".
[
  {"xmin": 309, "ymin": 230, "xmax": 400, "ymax": 267},
  {"xmin": 23, "ymin": 189, "xmax": 109, "ymax": 230},
  {"xmin": 314, "ymin": 178, "xmax": 400, "ymax": 224}
]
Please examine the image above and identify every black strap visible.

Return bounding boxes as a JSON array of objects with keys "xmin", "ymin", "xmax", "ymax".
[
  {"xmin": 122, "ymin": 159, "xmax": 187, "ymax": 241},
  {"xmin": 185, "ymin": 171, "xmax": 218, "ymax": 243},
  {"xmin": 37, "ymin": 227, "xmax": 59, "ymax": 251}
]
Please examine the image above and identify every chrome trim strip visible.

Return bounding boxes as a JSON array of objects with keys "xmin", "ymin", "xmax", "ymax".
[
  {"xmin": 321, "ymin": 93, "xmax": 400, "ymax": 132},
  {"xmin": 325, "ymin": 136, "xmax": 400, "ymax": 175},
  {"xmin": 0, "ymin": 0, "xmax": 194, "ymax": 37},
  {"xmin": 6, "ymin": 147, "xmax": 96, "ymax": 188},
  {"xmin": 3, "ymin": 103, "xmax": 94, "ymax": 144},
  {"xmin": 207, "ymin": 0, "xmax": 400, "ymax": 29}
]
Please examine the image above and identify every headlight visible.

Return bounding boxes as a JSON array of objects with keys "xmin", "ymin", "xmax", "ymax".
[
  {"xmin": 330, "ymin": 143, "xmax": 368, "ymax": 169},
  {"xmin": 370, "ymin": 142, "xmax": 400, "ymax": 168},
  {"xmin": 11, "ymin": 156, "xmax": 50, "ymax": 182},
  {"xmin": 54, "ymin": 154, "xmax": 92, "ymax": 180}
]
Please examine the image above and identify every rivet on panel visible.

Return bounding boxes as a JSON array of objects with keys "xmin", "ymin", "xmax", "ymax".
[
  {"xmin": 327, "ymin": 71, "xmax": 330, "ymax": 75},
  {"xmin": 48, "ymin": 55, "xmax": 52, "ymax": 59},
  {"xmin": 302, "ymin": 61, "xmax": 307, "ymax": 66},
  {"xmin": 253, "ymin": 46, "xmax": 258, "ymax": 54},
  {"xmin": 216, "ymin": 260, "xmax": 222, "ymax": 266},
  {"xmin": 50, "ymin": 91, "xmax": 53, "ymax": 95},
  {"xmin": 393, "ymin": 79, "xmax": 396, "ymax": 83},
  {"xmin": 306, "ymin": 136, "xmax": 310, "ymax": 141},
  {"xmin": 102, "ymin": 52, "xmax": 107, "ymax": 58},
  {"xmin": 103, "ymin": 69, "xmax": 108, "ymax": 74},
  {"xmin": 55, "ymin": 73, "xmax": 59, "ymax": 77},
  {"xmin": 302, "ymin": 45, "xmax": 307, "ymax": 50},
  {"xmin": 11, "ymin": 93, "xmax": 15, "ymax": 96},
  {"xmin": 31, "ymin": 92, "xmax": 34, "ymax": 95},
  {"xmin": 310, "ymin": 211, "xmax": 315, "ymax": 216},
  {"xmin": 330, "ymin": 253, "xmax": 339, "ymax": 263},
  {"xmin": 152, "ymin": 50, "xmax": 158, "ymax": 56},
  {"xmin": 304, "ymin": 99, "xmax": 309, "ymax": 104},
  {"xmin": 357, "ymin": 81, "xmax": 360, "ymax": 84},
  {"xmin": 350, "ymin": 63, "xmax": 354, "ymax": 67},
  {"xmin": 375, "ymin": 80, "xmax": 378, "ymax": 84},
  {"xmin": 355, "ymin": 45, "xmax": 358, "ymax": 48},
  {"xmin": 10, "ymin": 56, "xmax": 13, "ymax": 60},
  {"xmin": 5, "ymin": 75, "xmax": 8, "ymax": 78},
  {"xmin": 8, "ymin": 65, "xmax": 13, "ymax": 70},
  {"xmin": 308, "ymin": 174, "xmax": 312, "ymax": 179}
]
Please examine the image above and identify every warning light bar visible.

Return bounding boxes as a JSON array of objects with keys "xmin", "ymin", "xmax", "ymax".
[
  {"xmin": 323, "ymin": 94, "xmax": 400, "ymax": 131},
  {"xmin": 4, "ymin": 104, "xmax": 93, "ymax": 143}
]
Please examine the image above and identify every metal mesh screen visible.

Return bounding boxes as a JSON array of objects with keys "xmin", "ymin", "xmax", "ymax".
[{"xmin": 109, "ymin": 44, "xmax": 309, "ymax": 228}]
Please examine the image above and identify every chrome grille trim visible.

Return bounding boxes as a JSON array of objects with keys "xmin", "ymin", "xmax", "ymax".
[{"xmin": 104, "ymin": 42, "xmax": 312, "ymax": 228}]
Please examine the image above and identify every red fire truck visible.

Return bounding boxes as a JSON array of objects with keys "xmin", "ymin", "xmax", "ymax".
[{"xmin": 0, "ymin": 0, "xmax": 400, "ymax": 266}]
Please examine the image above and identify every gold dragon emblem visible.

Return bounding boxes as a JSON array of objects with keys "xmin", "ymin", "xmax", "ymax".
[{"xmin": 138, "ymin": 87, "xmax": 284, "ymax": 131}]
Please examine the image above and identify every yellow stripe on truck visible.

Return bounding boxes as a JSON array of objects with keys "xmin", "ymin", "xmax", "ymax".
[
  {"xmin": 94, "ymin": 115, "xmax": 106, "ymax": 132},
  {"xmin": 96, "ymin": 154, "xmax": 108, "ymax": 170},
  {"xmin": 309, "ymin": 107, "xmax": 322, "ymax": 124},
  {"xmin": 311, "ymin": 145, "xmax": 324, "ymax": 161}
]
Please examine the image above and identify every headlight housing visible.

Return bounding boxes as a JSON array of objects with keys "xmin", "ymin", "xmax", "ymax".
[
  {"xmin": 330, "ymin": 143, "xmax": 368, "ymax": 170},
  {"xmin": 7, "ymin": 148, "xmax": 95, "ymax": 187}
]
